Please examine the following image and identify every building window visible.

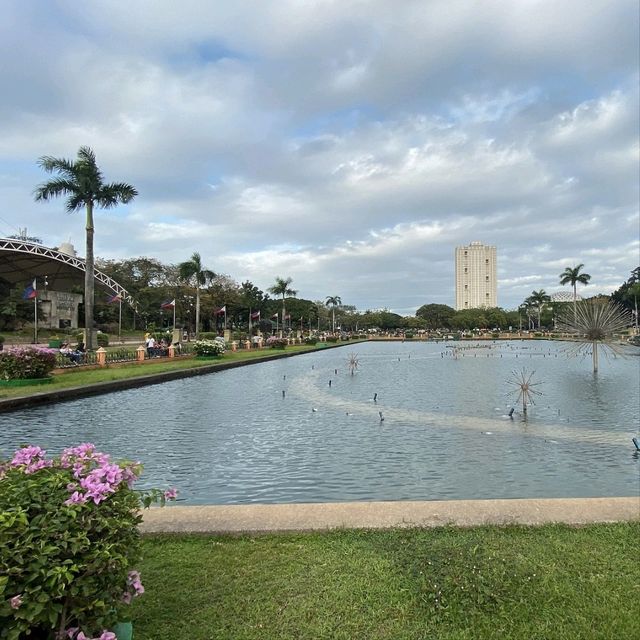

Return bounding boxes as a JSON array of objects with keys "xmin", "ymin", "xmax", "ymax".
[
  {"xmin": 485, "ymin": 259, "xmax": 489, "ymax": 264},
  {"xmin": 464, "ymin": 268, "xmax": 468, "ymax": 274},
  {"xmin": 464, "ymin": 284, "xmax": 468, "ymax": 290},
  {"xmin": 486, "ymin": 276, "xmax": 489, "ymax": 281}
]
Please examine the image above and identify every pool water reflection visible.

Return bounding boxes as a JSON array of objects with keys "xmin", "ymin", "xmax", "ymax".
[{"xmin": 1, "ymin": 340, "xmax": 638, "ymax": 504}]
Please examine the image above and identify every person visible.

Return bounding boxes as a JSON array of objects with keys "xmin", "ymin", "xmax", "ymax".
[
  {"xmin": 146, "ymin": 335, "xmax": 156, "ymax": 358},
  {"xmin": 60, "ymin": 342, "xmax": 81, "ymax": 365}
]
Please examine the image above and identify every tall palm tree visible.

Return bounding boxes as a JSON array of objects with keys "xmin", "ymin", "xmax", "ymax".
[
  {"xmin": 268, "ymin": 277, "xmax": 296, "ymax": 336},
  {"xmin": 559, "ymin": 264, "xmax": 591, "ymax": 320},
  {"xmin": 178, "ymin": 252, "xmax": 215, "ymax": 338},
  {"xmin": 34, "ymin": 147, "xmax": 137, "ymax": 349},
  {"xmin": 527, "ymin": 289, "xmax": 551, "ymax": 329},
  {"xmin": 325, "ymin": 295, "xmax": 342, "ymax": 333}
]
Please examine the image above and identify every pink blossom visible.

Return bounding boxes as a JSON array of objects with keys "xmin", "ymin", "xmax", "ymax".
[
  {"xmin": 98, "ymin": 632, "xmax": 116, "ymax": 640},
  {"xmin": 164, "ymin": 487, "xmax": 178, "ymax": 500},
  {"xmin": 11, "ymin": 445, "xmax": 47, "ymax": 468},
  {"xmin": 64, "ymin": 491, "xmax": 87, "ymax": 506},
  {"xmin": 10, "ymin": 594, "xmax": 22, "ymax": 609},
  {"xmin": 122, "ymin": 591, "xmax": 133, "ymax": 604},
  {"xmin": 66, "ymin": 628, "xmax": 79, "ymax": 638}
]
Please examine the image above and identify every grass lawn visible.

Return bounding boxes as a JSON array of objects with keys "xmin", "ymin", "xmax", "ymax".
[
  {"xmin": 131, "ymin": 523, "xmax": 639, "ymax": 640},
  {"xmin": 0, "ymin": 344, "xmax": 333, "ymax": 400}
]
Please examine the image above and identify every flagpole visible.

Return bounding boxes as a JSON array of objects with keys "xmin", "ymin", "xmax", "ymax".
[
  {"xmin": 249, "ymin": 307, "xmax": 252, "ymax": 334},
  {"xmin": 118, "ymin": 298, "xmax": 122, "ymax": 342},
  {"xmin": 33, "ymin": 278, "xmax": 38, "ymax": 345}
]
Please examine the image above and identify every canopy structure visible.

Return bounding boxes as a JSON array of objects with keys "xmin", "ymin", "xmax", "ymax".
[{"xmin": 0, "ymin": 238, "xmax": 138, "ymax": 311}]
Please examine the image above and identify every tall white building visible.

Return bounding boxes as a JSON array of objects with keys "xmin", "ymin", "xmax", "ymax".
[{"xmin": 455, "ymin": 241, "xmax": 497, "ymax": 310}]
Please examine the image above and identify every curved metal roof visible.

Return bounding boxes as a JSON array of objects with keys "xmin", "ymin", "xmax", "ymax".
[{"xmin": 0, "ymin": 238, "xmax": 138, "ymax": 310}]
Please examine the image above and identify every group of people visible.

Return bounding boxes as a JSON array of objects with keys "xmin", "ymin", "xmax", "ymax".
[
  {"xmin": 144, "ymin": 333, "xmax": 180, "ymax": 358},
  {"xmin": 59, "ymin": 341, "xmax": 85, "ymax": 365}
]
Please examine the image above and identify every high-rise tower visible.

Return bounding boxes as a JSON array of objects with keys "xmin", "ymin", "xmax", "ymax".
[{"xmin": 455, "ymin": 241, "xmax": 497, "ymax": 310}]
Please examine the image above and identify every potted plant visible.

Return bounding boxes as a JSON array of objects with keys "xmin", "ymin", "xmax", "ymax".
[
  {"xmin": 0, "ymin": 443, "xmax": 177, "ymax": 638},
  {"xmin": 0, "ymin": 346, "xmax": 58, "ymax": 386}
]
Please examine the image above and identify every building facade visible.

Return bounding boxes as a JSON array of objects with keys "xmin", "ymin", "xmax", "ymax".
[{"xmin": 455, "ymin": 242, "xmax": 497, "ymax": 310}]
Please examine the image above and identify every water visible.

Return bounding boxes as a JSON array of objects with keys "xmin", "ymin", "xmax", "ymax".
[{"xmin": 1, "ymin": 341, "xmax": 638, "ymax": 504}]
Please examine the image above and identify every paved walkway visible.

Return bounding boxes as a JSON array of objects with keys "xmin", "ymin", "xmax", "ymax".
[{"xmin": 141, "ymin": 496, "xmax": 639, "ymax": 533}]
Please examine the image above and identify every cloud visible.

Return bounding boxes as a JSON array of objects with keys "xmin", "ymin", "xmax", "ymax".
[{"xmin": 0, "ymin": 0, "xmax": 637, "ymax": 313}]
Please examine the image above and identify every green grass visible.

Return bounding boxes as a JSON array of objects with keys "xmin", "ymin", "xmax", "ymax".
[
  {"xmin": 131, "ymin": 523, "xmax": 639, "ymax": 639},
  {"xmin": 0, "ymin": 344, "xmax": 330, "ymax": 400}
]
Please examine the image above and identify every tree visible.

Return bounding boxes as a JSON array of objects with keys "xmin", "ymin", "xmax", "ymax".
[
  {"xmin": 415, "ymin": 304, "xmax": 455, "ymax": 330},
  {"xmin": 268, "ymin": 277, "xmax": 296, "ymax": 335},
  {"xmin": 178, "ymin": 252, "xmax": 215, "ymax": 338},
  {"xmin": 559, "ymin": 264, "xmax": 591, "ymax": 320},
  {"xmin": 34, "ymin": 147, "xmax": 137, "ymax": 348},
  {"xmin": 526, "ymin": 290, "xmax": 551, "ymax": 329},
  {"xmin": 325, "ymin": 295, "xmax": 342, "ymax": 333}
]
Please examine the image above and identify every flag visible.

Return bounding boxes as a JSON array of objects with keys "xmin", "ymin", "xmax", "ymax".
[
  {"xmin": 271, "ymin": 312, "xmax": 278, "ymax": 319},
  {"xmin": 250, "ymin": 311, "xmax": 260, "ymax": 320},
  {"xmin": 284, "ymin": 314, "xmax": 291, "ymax": 320},
  {"xmin": 215, "ymin": 305, "xmax": 226, "ymax": 316},
  {"xmin": 160, "ymin": 299, "xmax": 175, "ymax": 309},
  {"xmin": 107, "ymin": 293, "xmax": 122, "ymax": 304},
  {"xmin": 22, "ymin": 280, "xmax": 37, "ymax": 300}
]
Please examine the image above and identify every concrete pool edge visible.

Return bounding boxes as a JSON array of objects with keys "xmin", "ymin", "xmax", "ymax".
[
  {"xmin": 140, "ymin": 496, "xmax": 640, "ymax": 533},
  {"xmin": 0, "ymin": 341, "xmax": 354, "ymax": 413}
]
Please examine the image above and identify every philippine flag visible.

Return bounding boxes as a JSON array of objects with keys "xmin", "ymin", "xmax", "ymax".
[{"xmin": 22, "ymin": 280, "xmax": 37, "ymax": 300}]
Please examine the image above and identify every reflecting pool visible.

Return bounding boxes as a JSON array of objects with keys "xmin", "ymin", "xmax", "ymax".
[{"xmin": 1, "ymin": 340, "xmax": 638, "ymax": 504}]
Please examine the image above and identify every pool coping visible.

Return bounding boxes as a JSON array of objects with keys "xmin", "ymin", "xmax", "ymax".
[{"xmin": 140, "ymin": 496, "xmax": 640, "ymax": 533}]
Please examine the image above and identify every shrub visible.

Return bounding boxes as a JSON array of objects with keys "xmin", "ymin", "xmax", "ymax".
[
  {"xmin": 304, "ymin": 337, "xmax": 317, "ymax": 345},
  {"xmin": 0, "ymin": 347, "xmax": 57, "ymax": 380},
  {"xmin": 266, "ymin": 337, "xmax": 288, "ymax": 349},
  {"xmin": 0, "ymin": 443, "xmax": 176, "ymax": 639},
  {"xmin": 404, "ymin": 332, "xmax": 414, "ymax": 339},
  {"xmin": 192, "ymin": 339, "xmax": 225, "ymax": 356},
  {"xmin": 96, "ymin": 333, "xmax": 109, "ymax": 347},
  {"xmin": 199, "ymin": 332, "xmax": 218, "ymax": 340},
  {"xmin": 325, "ymin": 336, "xmax": 338, "ymax": 343}
]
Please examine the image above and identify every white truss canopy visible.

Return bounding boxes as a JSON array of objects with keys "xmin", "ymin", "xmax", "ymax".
[{"xmin": 0, "ymin": 238, "xmax": 138, "ymax": 310}]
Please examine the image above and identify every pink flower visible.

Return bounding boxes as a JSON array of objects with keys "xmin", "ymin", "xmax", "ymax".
[
  {"xmin": 164, "ymin": 487, "xmax": 178, "ymax": 500},
  {"xmin": 10, "ymin": 594, "xmax": 22, "ymax": 609},
  {"xmin": 11, "ymin": 446, "xmax": 47, "ymax": 468},
  {"xmin": 99, "ymin": 632, "xmax": 116, "ymax": 640},
  {"xmin": 66, "ymin": 628, "xmax": 79, "ymax": 638},
  {"xmin": 122, "ymin": 591, "xmax": 133, "ymax": 604}
]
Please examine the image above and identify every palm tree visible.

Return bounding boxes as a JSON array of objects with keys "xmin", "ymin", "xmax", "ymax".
[
  {"xmin": 559, "ymin": 264, "xmax": 591, "ymax": 320},
  {"xmin": 34, "ymin": 147, "xmax": 137, "ymax": 349},
  {"xmin": 325, "ymin": 295, "xmax": 342, "ymax": 334},
  {"xmin": 178, "ymin": 252, "xmax": 215, "ymax": 338},
  {"xmin": 527, "ymin": 290, "xmax": 551, "ymax": 329},
  {"xmin": 268, "ymin": 277, "xmax": 296, "ymax": 336}
]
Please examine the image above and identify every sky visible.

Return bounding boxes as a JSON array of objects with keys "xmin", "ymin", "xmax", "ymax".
[{"xmin": 0, "ymin": 0, "xmax": 638, "ymax": 314}]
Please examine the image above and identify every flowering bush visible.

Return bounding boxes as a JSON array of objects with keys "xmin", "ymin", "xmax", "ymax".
[
  {"xmin": 0, "ymin": 347, "xmax": 58, "ymax": 380},
  {"xmin": 266, "ymin": 337, "xmax": 288, "ymax": 349},
  {"xmin": 0, "ymin": 443, "xmax": 177, "ymax": 639},
  {"xmin": 192, "ymin": 339, "xmax": 225, "ymax": 357}
]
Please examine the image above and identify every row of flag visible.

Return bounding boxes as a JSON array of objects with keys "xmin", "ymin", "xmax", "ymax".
[{"xmin": 22, "ymin": 283, "xmax": 292, "ymax": 323}]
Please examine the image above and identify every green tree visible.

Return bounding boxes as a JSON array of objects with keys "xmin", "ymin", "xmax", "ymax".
[
  {"xmin": 34, "ymin": 147, "xmax": 137, "ymax": 348},
  {"xmin": 559, "ymin": 264, "xmax": 591, "ymax": 319},
  {"xmin": 178, "ymin": 252, "xmax": 215, "ymax": 337},
  {"xmin": 415, "ymin": 303, "xmax": 455, "ymax": 330},
  {"xmin": 325, "ymin": 295, "xmax": 342, "ymax": 333},
  {"xmin": 526, "ymin": 290, "xmax": 551, "ymax": 329},
  {"xmin": 268, "ymin": 277, "xmax": 296, "ymax": 335}
]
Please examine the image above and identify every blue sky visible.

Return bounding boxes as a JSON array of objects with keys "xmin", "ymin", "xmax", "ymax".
[{"xmin": 0, "ymin": 0, "xmax": 638, "ymax": 313}]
